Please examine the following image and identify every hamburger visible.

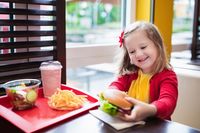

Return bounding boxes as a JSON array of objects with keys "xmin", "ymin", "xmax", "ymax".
[{"xmin": 99, "ymin": 89, "xmax": 133, "ymax": 116}]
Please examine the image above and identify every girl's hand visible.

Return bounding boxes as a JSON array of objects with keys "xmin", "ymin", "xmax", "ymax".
[{"xmin": 117, "ymin": 97, "xmax": 157, "ymax": 122}]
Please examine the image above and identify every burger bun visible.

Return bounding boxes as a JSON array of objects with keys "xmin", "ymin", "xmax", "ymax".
[{"xmin": 102, "ymin": 89, "xmax": 132, "ymax": 110}]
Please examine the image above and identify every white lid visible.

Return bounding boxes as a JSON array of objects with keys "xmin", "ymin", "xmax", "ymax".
[{"xmin": 39, "ymin": 61, "xmax": 63, "ymax": 70}]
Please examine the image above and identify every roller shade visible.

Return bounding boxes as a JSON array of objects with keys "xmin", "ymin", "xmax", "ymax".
[{"xmin": 0, "ymin": 0, "xmax": 66, "ymax": 85}]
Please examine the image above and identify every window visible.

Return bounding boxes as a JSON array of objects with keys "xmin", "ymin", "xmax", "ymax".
[
  {"xmin": 170, "ymin": 0, "xmax": 200, "ymax": 73},
  {"xmin": 66, "ymin": 0, "xmax": 121, "ymax": 46},
  {"xmin": 66, "ymin": 0, "xmax": 135, "ymax": 47},
  {"xmin": 172, "ymin": 0, "xmax": 194, "ymax": 51},
  {"xmin": 66, "ymin": 0, "xmax": 130, "ymax": 95}
]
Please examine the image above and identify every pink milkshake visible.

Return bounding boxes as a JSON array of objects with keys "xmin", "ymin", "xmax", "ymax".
[{"xmin": 40, "ymin": 61, "xmax": 62, "ymax": 98}]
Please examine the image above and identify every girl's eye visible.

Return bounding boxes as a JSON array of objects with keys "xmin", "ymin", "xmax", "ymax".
[
  {"xmin": 141, "ymin": 46, "xmax": 147, "ymax": 49},
  {"xmin": 129, "ymin": 50, "xmax": 135, "ymax": 54}
]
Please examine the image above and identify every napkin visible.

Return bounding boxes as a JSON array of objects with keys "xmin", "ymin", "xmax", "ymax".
[{"xmin": 89, "ymin": 109, "xmax": 145, "ymax": 130}]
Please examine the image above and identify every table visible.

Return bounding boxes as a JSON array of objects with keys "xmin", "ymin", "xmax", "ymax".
[{"xmin": 1, "ymin": 112, "xmax": 200, "ymax": 133}]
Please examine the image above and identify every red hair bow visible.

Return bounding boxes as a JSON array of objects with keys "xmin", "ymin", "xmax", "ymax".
[{"xmin": 118, "ymin": 31, "xmax": 124, "ymax": 47}]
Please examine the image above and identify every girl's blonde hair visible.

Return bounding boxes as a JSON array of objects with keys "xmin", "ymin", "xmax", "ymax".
[{"xmin": 117, "ymin": 21, "xmax": 171, "ymax": 75}]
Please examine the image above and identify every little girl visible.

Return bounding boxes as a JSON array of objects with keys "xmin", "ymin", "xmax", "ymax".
[{"xmin": 109, "ymin": 21, "xmax": 178, "ymax": 121}]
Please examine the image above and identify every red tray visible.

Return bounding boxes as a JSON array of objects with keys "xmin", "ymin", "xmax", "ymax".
[{"xmin": 0, "ymin": 84, "xmax": 99, "ymax": 133}]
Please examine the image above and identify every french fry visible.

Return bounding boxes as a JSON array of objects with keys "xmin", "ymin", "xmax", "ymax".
[{"xmin": 48, "ymin": 88, "xmax": 87, "ymax": 110}]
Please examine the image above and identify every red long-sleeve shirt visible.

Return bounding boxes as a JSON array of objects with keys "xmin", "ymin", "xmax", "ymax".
[{"xmin": 109, "ymin": 69, "xmax": 178, "ymax": 120}]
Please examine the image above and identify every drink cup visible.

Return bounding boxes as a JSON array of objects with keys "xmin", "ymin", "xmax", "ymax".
[{"xmin": 39, "ymin": 61, "xmax": 62, "ymax": 98}]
